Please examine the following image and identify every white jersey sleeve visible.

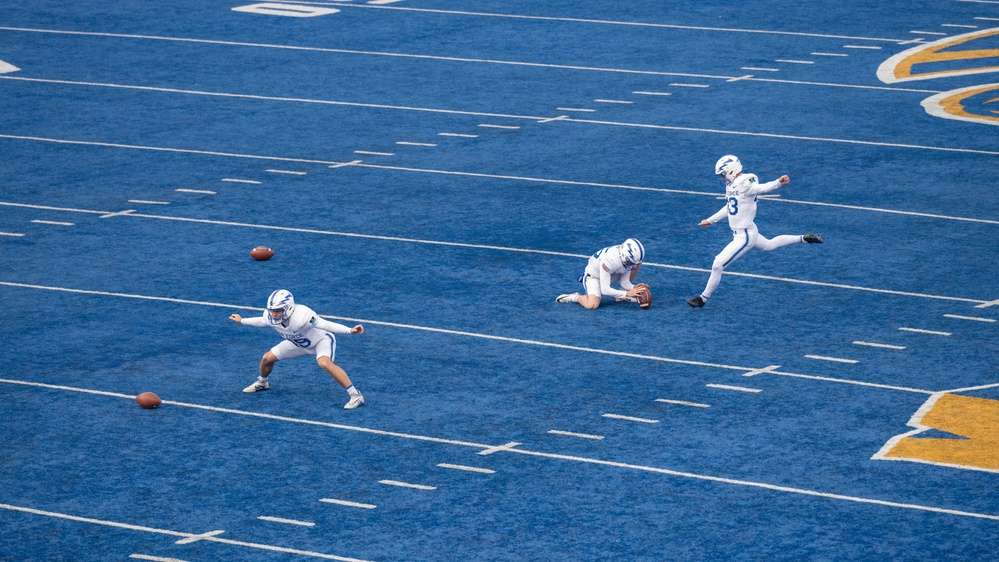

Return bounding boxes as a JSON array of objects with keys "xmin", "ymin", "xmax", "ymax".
[
  {"xmin": 311, "ymin": 316, "xmax": 352, "ymax": 334},
  {"xmin": 240, "ymin": 314, "xmax": 269, "ymax": 328},
  {"xmin": 724, "ymin": 173, "xmax": 782, "ymax": 230},
  {"xmin": 267, "ymin": 305, "xmax": 337, "ymax": 350}
]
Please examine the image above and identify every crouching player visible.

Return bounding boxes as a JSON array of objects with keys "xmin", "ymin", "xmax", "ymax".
[
  {"xmin": 230, "ymin": 289, "xmax": 365, "ymax": 409},
  {"xmin": 556, "ymin": 238, "xmax": 648, "ymax": 310}
]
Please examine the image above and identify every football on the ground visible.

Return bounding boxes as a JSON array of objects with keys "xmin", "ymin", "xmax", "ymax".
[
  {"xmin": 135, "ymin": 392, "xmax": 161, "ymax": 409},
  {"xmin": 250, "ymin": 246, "xmax": 275, "ymax": 261},
  {"xmin": 637, "ymin": 286, "xmax": 652, "ymax": 310}
]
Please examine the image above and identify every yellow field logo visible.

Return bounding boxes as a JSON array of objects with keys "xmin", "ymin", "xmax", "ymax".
[
  {"xmin": 875, "ymin": 393, "xmax": 999, "ymax": 473},
  {"xmin": 878, "ymin": 27, "xmax": 999, "ymax": 126}
]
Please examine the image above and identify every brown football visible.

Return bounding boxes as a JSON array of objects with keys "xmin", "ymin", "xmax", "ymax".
[
  {"xmin": 637, "ymin": 287, "xmax": 652, "ymax": 310},
  {"xmin": 135, "ymin": 392, "xmax": 162, "ymax": 409},
  {"xmin": 250, "ymin": 246, "xmax": 275, "ymax": 261}
]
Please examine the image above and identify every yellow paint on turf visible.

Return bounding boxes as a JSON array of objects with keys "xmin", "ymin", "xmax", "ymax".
[{"xmin": 886, "ymin": 394, "xmax": 999, "ymax": 471}]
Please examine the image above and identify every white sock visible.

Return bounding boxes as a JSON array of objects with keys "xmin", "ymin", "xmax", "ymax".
[{"xmin": 346, "ymin": 385, "xmax": 360, "ymax": 396}]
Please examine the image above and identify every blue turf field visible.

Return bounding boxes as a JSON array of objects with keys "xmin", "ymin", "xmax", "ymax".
[{"xmin": 2, "ymin": 1, "xmax": 999, "ymax": 560}]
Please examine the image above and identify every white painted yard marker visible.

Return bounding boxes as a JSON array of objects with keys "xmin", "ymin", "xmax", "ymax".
[
  {"xmin": 853, "ymin": 341, "xmax": 906, "ymax": 350},
  {"xmin": 741, "ymin": 365, "xmax": 781, "ymax": 377},
  {"xmin": 899, "ymin": 327, "xmax": 952, "ymax": 336},
  {"xmin": 319, "ymin": 498, "xmax": 377, "ymax": 510},
  {"xmin": 437, "ymin": 463, "xmax": 496, "ymax": 474},
  {"xmin": 602, "ymin": 413, "xmax": 659, "ymax": 424},
  {"xmin": 175, "ymin": 188, "xmax": 216, "ymax": 194},
  {"xmin": 353, "ymin": 150, "xmax": 394, "ymax": 156},
  {"xmin": 265, "ymin": 169, "xmax": 306, "ymax": 175},
  {"xmin": 99, "ymin": 210, "xmax": 135, "ymax": 219},
  {"xmin": 726, "ymin": 75, "xmax": 754, "ymax": 82},
  {"xmin": 0, "ymin": 60, "xmax": 20, "ymax": 74},
  {"xmin": 547, "ymin": 429, "xmax": 604, "ymax": 440},
  {"xmin": 329, "ymin": 160, "xmax": 363, "ymax": 169},
  {"xmin": 706, "ymin": 384, "xmax": 762, "ymax": 394},
  {"xmin": 257, "ymin": 516, "xmax": 315, "ymax": 527},
  {"xmin": 438, "ymin": 132, "xmax": 479, "ymax": 138},
  {"xmin": 379, "ymin": 480, "xmax": 436, "ymax": 490},
  {"xmin": 843, "ymin": 45, "xmax": 883, "ymax": 49},
  {"xmin": 655, "ymin": 399, "xmax": 710, "ymax": 408},
  {"xmin": 556, "ymin": 107, "xmax": 596, "ymax": 112},
  {"xmin": 477, "ymin": 442, "xmax": 521, "ymax": 455},
  {"xmin": 805, "ymin": 354, "xmax": 859, "ymax": 364},
  {"xmin": 943, "ymin": 314, "xmax": 996, "ymax": 323},
  {"xmin": 128, "ymin": 200, "xmax": 170, "ymax": 205},
  {"xmin": 130, "ymin": 555, "xmax": 188, "ymax": 562},
  {"xmin": 776, "ymin": 59, "xmax": 814, "ymax": 64},
  {"xmin": 478, "ymin": 124, "xmax": 520, "ymax": 130},
  {"xmin": 594, "ymin": 99, "xmax": 633, "ymax": 104},
  {"xmin": 632, "ymin": 91, "xmax": 671, "ymax": 96},
  {"xmin": 175, "ymin": 530, "xmax": 225, "ymax": 544},
  {"xmin": 220, "ymin": 178, "xmax": 261, "ymax": 184},
  {"xmin": 0, "ymin": 231, "xmax": 25, "ymax": 237},
  {"xmin": 976, "ymin": 17, "xmax": 999, "ymax": 22},
  {"xmin": 395, "ymin": 141, "xmax": 437, "ymax": 147},
  {"xmin": 669, "ymin": 83, "xmax": 710, "ymax": 88},
  {"xmin": 538, "ymin": 115, "xmax": 569, "ymax": 123},
  {"xmin": 31, "ymin": 220, "xmax": 74, "ymax": 226},
  {"xmin": 975, "ymin": 299, "xmax": 999, "ymax": 309},
  {"xmin": 910, "ymin": 30, "xmax": 949, "ymax": 36},
  {"xmin": 811, "ymin": 52, "xmax": 849, "ymax": 57},
  {"xmin": 741, "ymin": 67, "xmax": 780, "ymax": 72},
  {"xmin": 941, "ymin": 24, "xmax": 978, "ymax": 28}
]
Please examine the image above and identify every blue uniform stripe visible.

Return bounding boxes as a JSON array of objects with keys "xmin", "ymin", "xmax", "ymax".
[{"xmin": 722, "ymin": 230, "xmax": 751, "ymax": 268}]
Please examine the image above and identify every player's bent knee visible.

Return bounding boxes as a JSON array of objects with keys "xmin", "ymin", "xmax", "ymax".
[
  {"xmin": 261, "ymin": 352, "xmax": 278, "ymax": 366},
  {"xmin": 317, "ymin": 355, "xmax": 334, "ymax": 368}
]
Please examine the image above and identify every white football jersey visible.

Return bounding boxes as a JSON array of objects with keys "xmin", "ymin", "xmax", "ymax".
[
  {"xmin": 262, "ymin": 305, "xmax": 339, "ymax": 350},
  {"xmin": 584, "ymin": 245, "xmax": 630, "ymax": 279},
  {"xmin": 717, "ymin": 173, "xmax": 782, "ymax": 230}
]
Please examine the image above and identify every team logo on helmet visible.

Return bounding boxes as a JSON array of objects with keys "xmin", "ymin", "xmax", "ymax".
[
  {"xmin": 715, "ymin": 155, "xmax": 743, "ymax": 184},
  {"xmin": 266, "ymin": 289, "xmax": 296, "ymax": 325},
  {"xmin": 620, "ymin": 238, "xmax": 645, "ymax": 270}
]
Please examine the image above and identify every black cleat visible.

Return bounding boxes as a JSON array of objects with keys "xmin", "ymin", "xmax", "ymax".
[
  {"xmin": 803, "ymin": 233, "xmax": 823, "ymax": 244},
  {"xmin": 686, "ymin": 296, "xmax": 705, "ymax": 308}
]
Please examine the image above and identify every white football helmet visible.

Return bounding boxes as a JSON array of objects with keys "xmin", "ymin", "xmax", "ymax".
[
  {"xmin": 266, "ymin": 289, "xmax": 295, "ymax": 325},
  {"xmin": 715, "ymin": 155, "xmax": 743, "ymax": 184},
  {"xmin": 619, "ymin": 238, "xmax": 645, "ymax": 270}
]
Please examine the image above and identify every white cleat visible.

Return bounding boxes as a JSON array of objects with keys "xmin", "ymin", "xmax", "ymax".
[
  {"xmin": 555, "ymin": 293, "xmax": 578, "ymax": 303},
  {"xmin": 344, "ymin": 393, "xmax": 365, "ymax": 410},
  {"xmin": 243, "ymin": 380, "xmax": 269, "ymax": 393}
]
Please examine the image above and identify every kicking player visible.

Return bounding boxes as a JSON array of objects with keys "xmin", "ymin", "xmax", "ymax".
[
  {"xmin": 556, "ymin": 238, "xmax": 648, "ymax": 310},
  {"xmin": 230, "ymin": 289, "xmax": 366, "ymax": 409},
  {"xmin": 687, "ymin": 155, "xmax": 823, "ymax": 308}
]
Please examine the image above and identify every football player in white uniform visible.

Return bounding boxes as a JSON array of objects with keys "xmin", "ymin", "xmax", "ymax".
[
  {"xmin": 556, "ymin": 238, "xmax": 648, "ymax": 309},
  {"xmin": 229, "ymin": 290, "xmax": 366, "ymax": 409},
  {"xmin": 687, "ymin": 155, "xmax": 823, "ymax": 308}
]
